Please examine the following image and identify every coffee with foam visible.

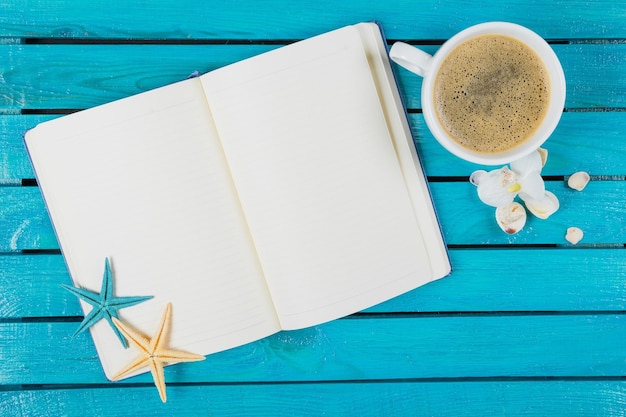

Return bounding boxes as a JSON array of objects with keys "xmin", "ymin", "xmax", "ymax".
[{"xmin": 433, "ymin": 34, "xmax": 550, "ymax": 154}]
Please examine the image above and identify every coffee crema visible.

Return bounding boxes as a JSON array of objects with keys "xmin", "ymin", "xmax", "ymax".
[{"xmin": 433, "ymin": 34, "xmax": 550, "ymax": 154}]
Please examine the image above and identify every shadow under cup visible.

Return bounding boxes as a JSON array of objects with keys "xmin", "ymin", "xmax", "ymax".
[{"xmin": 392, "ymin": 22, "xmax": 566, "ymax": 165}]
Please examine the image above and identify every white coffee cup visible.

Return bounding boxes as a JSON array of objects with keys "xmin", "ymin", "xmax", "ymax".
[{"xmin": 390, "ymin": 22, "xmax": 566, "ymax": 165}]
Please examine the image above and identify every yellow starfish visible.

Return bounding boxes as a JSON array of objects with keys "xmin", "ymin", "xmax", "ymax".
[{"xmin": 111, "ymin": 303, "xmax": 205, "ymax": 402}]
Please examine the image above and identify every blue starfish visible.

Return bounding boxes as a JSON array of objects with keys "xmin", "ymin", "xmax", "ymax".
[{"xmin": 62, "ymin": 258, "xmax": 153, "ymax": 348}]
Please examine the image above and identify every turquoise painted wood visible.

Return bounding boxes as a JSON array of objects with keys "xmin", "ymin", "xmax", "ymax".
[
  {"xmin": 2, "ymin": 44, "xmax": 625, "ymax": 110},
  {"xmin": 2, "ymin": 381, "xmax": 626, "ymax": 417},
  {"xmin": 1, "ymin": 181, "xmax": 624, "ymax": 251},
  {"xmin": 2, "ymin": 315, "xmax": 625, "ymax": 385},
  {"xmin": 415, "ymin": 112, "xmax": 626, "ymax": 176},
  {"xmin": 398, "ymin": 44, "xmax": 626, "ymax": 109},
  {"xmin": 1, "ymin": 0, "xmax": 626, "ymax": 415},
  {"xmin": 2, "ymin": 112, "xmax": 626, "ymax": 179},
  {"xmin": 433, "ymin": 181, "xmax": 626, "ymax": 245},
  {"xmin": 1, "ymin": 0, "xmax": 625, "ymax": 39},
  {"xmin": 2, "ymin": 248, "xmax": 626, "ymax": 319}
]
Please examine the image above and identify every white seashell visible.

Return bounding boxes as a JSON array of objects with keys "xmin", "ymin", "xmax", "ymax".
[
  {"xmin": 469, "ymin": 170, "xmax": 487, "ymax": 186},
  {"xmin": 567, "ymin": 171, "xmax": 590, "ymax": 191},
  {"xmin": 524, "ymin": 191, "xmax": 560, "ymax": 219},
  {"xmin": 565, "ymin": 227, "xmax": 584, "ymax": 244},
  {"xmin": 495, "ymin": 202, "xmax": 527, "ymax": 234}
]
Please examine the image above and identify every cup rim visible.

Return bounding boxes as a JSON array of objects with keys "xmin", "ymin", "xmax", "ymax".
[{"xmin": 421, "ymin": 21, "xmax": 566, "ymax": 165}]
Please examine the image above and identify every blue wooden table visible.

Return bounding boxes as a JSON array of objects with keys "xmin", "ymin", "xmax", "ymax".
[{"xmin": 1, "ymin": 1, "xmax": 626, "ymax": 415}]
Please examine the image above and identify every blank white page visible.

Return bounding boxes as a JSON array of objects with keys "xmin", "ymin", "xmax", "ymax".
[
  {"xmin": 201, "ymin": 24, "xmax": 435, "ymax": 329},
  {"xmin": 25, "ymin": 79, "xmax": 279, "ymax": 379},
  {"xmin": 355, "ymin": 23, "xmax": 451, "ymax": 280}
]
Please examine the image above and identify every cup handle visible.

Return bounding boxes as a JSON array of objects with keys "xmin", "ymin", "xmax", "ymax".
[{"xmin": 389, "ymin": 42, "xmax": 433, "ymax": 77}]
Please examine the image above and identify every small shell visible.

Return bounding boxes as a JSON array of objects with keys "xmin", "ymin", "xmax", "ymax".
[
  {"xmin": 567, "ymin": 171, "xmax": 590, "ymax": 191},
  {"xmin": 565, "ymin": 227, "xmax": 584, "ymax": 244},
  {"xmin": 525, "ymin": 191, "xmax": 560, "ymax": 220},
  {"xmin": 495, "ymin": 202, "xmax": 527, "ymax": 234},
  {"xmin": 469, "ymin": 170, "xmax": 487, "ymax": 186}
]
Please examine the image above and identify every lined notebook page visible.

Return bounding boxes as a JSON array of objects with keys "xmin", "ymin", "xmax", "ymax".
[
  {"xmin": 25, "ymin": 79, "xmax": 279, "ymax": 379},
  {"xmin": 201, "ymin": 24, "xmax": 434, "ymax": 329}
]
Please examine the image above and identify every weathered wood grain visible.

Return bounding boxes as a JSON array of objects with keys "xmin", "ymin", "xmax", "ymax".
[
  {"xmin": 433, "ymin": 180, "xmax": 626, "ymax": 245},
  {"xmin": 2, "ymin": 248, "xmax": 625, "ymax": 318},
  {"xmin": 1, "ymin": 44, "xmax": 625, "ymax": 110},
  {"xmin": 3, "ymin": 380, "xmax": 626, "ymax": 417},
  {"xmin": 1, "ymin": 181, "xmax": 623, "ymax": 251},
  {"xmin": 413, "ymin": 112, "xmax": 626, "ymax": 177},
  {"xmin": 0, "ymin": 44, "xmax": 274, "ymax": 109},
  {"xmin": 0, "ymin": 254, "xmax": 74, "ymax": 318},
  {"xmin": 2, "ymin": 112, "xmax": 626, "ymax": 180},
  {"xmin": 1, "ymin": 0, "xmax": 625, "ymax": 40},
  {"xmin": 0, "ymin": 187, "xmax": 57, "ymax": 251},
  {"xmin": 1, "ymin": 1, "xmax": 625, "ymax": 414},
  {"xmin": 370, "ymin": 247, "xmax": 626, "ymax": 313},
  {"xmin": 396, "ymin": 44, "xmax": 626, "ymax": 109},
  {"xmin": 1, "ymin": 315, "xmax": 625, "ymax": 385},
  {"xmin": 0, "ymin": 115, "xmax": 51, "ymax": 180}
]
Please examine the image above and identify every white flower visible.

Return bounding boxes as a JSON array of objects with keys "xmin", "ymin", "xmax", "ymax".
[
  {"xmin": 523, "ymin": 190, "xmax": 560, "ymax": 220},
  {"xmin": 470, "ymin": 150, "xmax": 545, "ymax": 207},
  {"xmin": 470, "ymin": 149, "xmax": 559, "ymax": 231}
]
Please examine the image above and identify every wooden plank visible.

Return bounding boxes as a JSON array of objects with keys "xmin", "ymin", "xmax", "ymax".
[
  {"xmin": 1, "ymin": 180, "xmax": 624, "ymax": 251},
  {"xmin": 0, "ymin": 187, "xmax": 57, "ymax": 251},
  {"xmin": 371, "ymin": 247, "xmax": 626, "ymax": 313},
  {"xmin": 413, "ymin": 112, "xmax": 626, "ymax": 177},
  {"xmin": 2, "ymin": 380, "xmax": 626, "ymax": 416},
  {"xmin": 1, "ymin": 43, "xmax": 625, "ymax": 110},
  {"xmin": 1, "ymin": 315, "xmax": 625, "ymax": 385},
  {"xmin": 2, "ymin": 248, "xmax": 626, "ymax": 319},
  {"xmin": 1, "ymin": 0, "xmax": 625, "ymax": 40},
  {"xmin": 3, "ymin": 112, "xmax": 626, "ymax": 180},
  {"xmin": 1, "ymin": 44, "xmax": 276, "ymax": 110},
  {"xmin": 0, "ymin": 115, "xmax": 52, "ymax": 180},
  {"xmin": 2, "ymin": 2, "xmax": 623, "ymax": 414},
  {"xmin": 396, "ymin": 44, "xmax": 626, "ymax": 109},
  {"xmin": 0, "ymin": 254, "xmax": 77, "ymax": 318},
  {"xmin": 432, "ymin": 180, "xmax": 626, "ymax": 245}
]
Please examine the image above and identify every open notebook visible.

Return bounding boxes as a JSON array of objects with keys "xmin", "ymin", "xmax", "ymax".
[{"xmin": 25, "ymin": 22, "xmax": 451, "ymax": 380}]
